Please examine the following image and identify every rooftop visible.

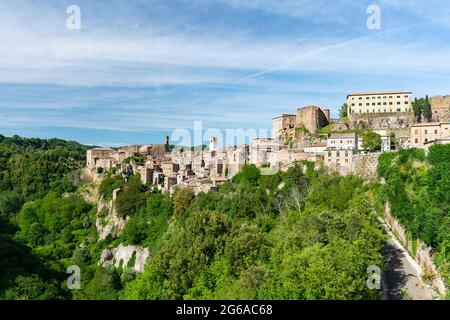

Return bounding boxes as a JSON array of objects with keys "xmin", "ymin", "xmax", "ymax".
[
  {"xmin": 328, "ymin": 132, "xmax": 357, "ymax": 139},
  {"xmin": 411, "ymin": 122, "xmax": 448, "ymax": 127},
  {"xmin": 272, "ymin": 114, "xmax": 296, "ymax": 119},
  {"xmin": 347, "ymin": 91, "xmax": 412, "ymax": 98},
  {"xmin": 90, "ymin": 147, "xmax": 114, "ymax": 151}
]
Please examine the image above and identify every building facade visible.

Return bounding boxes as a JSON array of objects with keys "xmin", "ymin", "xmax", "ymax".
[
  {"xmin": 327, "ymin": 133, "xmax": 358, "ymax": 150},
  {"xmin": 272, "ymin": 114, "xmax": 296, "ymax": 140},
  {"xmin": 410, "ymin": 122, "xmax": 450, "ymax": 148},
  {"xmin": 324, "ymin": 149, "xmax": 354, "ymax": 175},
  {"xmin": 347, "ymin": 92, "xmax": 412, "ymax": 115}
]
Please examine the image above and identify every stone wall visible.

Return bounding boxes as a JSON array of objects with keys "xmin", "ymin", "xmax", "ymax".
[
  {"xmin": 384, "ymin": 202, "xmax": 447, "ymax": 296},
  {"xmin": 296, "ymin": 106, "xmax": 330, "ymax": 133},
  {"xmin": 348, "ymin": 112, "xmax": 415, "ymax": 130},
  {"xmin": 430, "ymin": 95, "xmax": 450, "ymax": 123},
  {"xmin": 351, "ymin": 153, "xmax": 379, "ymax": 182}
]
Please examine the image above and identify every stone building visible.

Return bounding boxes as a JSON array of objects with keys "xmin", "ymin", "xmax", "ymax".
[
  {"xmin": 410, "ymin": 122, "xmax": 450, "ymax": 148},
  {"xmin": 272, "ymin": 114, "xmax": 296, "ymax": 140},
  {"xmin": 296, "ymin": 106, "xmax": 330, "ymax": 133},
  {"xmin": 140, "ymin": 167, "xmax": 154, "ymax": 185},
  {"xmin": 324, "ymin": 149, "xmax": 354, "ymax": 175},
  {"xmin": 430, "ymin": 96, "xmax": 450, "ymax": 123},
  {"xmin": 249, "ymin": 138, "xmax": 286, "ymax": 167},
  {"xmin": 86, "ymin": 148, "xmax": 118, "ymax": 170},
  {"xmin": 161, "ymin": 160, "xmax": 179, "ymax": 175}
]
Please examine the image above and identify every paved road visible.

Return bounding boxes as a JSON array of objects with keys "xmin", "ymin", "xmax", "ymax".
[{"xmin": 383, "ymin": 236, "xmax": 434, "ymax": 300}]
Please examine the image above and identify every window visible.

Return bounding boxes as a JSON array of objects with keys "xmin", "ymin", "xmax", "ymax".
[
  {"xmin": 389, "ymin": 102, "xmax": 393, "ymax": 105},
  {"xmin": 372, "ymin": 103, "xmax": 376, "ymax": 106},
  {"xmin": 366, "ymin": 103, "xmax": 370, "ymax": 106},
  {"xmin": 359, "ymin": 97, "xmax": 362, "ymax": 100},
  {"xmin": 405, "ymin": 101, "xmax": 409, "ymax": 104},
  {"xmin": 397, "ymin": 96, "xmax": 401, "ymax": 98},
  {"xmin": 359, "ymin": 103, "xmax": 362, "ymax": 106},
  {"xmin": 397, "ymin": 102, "xmax": 401, "ymax": 105},
  {"xmin": 383, "ymin": 102, "xmax": 387, "ymax": 105},
  {"xmin": 435, "ymin": 130, "xmax": 438, "ymax": 134},
  {"xmin": 415, "ymin": 130, "xmax": 418, "ymax": 134},
  {"xmin": 415, "ymin": 139, "xmax": 418, "ymax": 143},
  {"xmin": 425, "ymin": 130, "xmax": 428, "ymax": 134},
  {"xmin": 378, "ymin": 102, "xmax": 381, "ymax": 105},
  {"xmin": 352, "ymin": 103, "xmax": 355, "ymax": 106}
]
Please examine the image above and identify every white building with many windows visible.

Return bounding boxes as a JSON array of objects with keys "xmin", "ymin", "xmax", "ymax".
[{"xmin": 347, "ymin": 92, "xmax": 412, "ymax": 115}]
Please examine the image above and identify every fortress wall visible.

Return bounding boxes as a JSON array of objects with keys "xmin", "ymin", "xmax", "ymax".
[{"xmin": 348, "ymin": 112, "xmax": 415, "ymax": 130}]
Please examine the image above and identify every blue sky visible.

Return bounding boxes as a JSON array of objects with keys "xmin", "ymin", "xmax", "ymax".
[{"xmin": 1, "ymin": 0, "xmax": 450, "ymax": 146}]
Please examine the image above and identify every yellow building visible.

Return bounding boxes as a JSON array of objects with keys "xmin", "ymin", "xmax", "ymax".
[
  {"xmin": 347, "ymin": 92, "xmax": 412, "ymax": 115},
  {"xmin": 410, "ymin": 122, "xmax": 450, "ymax": 148}
]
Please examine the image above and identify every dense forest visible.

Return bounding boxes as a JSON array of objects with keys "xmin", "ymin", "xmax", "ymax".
[{"xmin": 0, "ymin": 134, "xmax": 448, "ymax": 300}]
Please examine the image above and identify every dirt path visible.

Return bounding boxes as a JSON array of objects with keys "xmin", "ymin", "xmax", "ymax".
[{"xmin": 383, "ymin": 234, "xmax": 434, "ymax": 300}]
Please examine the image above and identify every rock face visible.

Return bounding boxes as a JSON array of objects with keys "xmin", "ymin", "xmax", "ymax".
[
  {"xmin": 99, "ymin": 244, "xmax": 150, "ymax": 273},
  {"xmin": 96, "ymin": 198, "xmax": 129, "ymax": 241}
]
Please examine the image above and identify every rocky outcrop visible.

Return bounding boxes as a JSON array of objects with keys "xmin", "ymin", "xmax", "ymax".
[
  {"xmin": 99, "ymin": 244, "xmax": 149, "ymax": 273},
  {"xmin": 96, "ymin": 198, "xmax": 129, "ymax": 241}
]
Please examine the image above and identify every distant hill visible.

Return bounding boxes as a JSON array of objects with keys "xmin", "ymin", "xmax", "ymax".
[{"xmin": 0, "ymin": 134, "xmax": 92, "ymax": 200}]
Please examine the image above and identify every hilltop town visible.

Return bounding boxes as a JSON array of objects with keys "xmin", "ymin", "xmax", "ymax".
[{"xmin": 86, "ymin": 92, "xmax": 450, "ymax": 194}]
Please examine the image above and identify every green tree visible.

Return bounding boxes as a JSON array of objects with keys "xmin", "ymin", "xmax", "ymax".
[
  {"xmin": 115, "ymin": 175, "xmax": 147, "ymax": 218},
  {"xmin": 173, "ymin": 188, "xmax": 195, "ymax": 216},
  {"xmin": 339, "ymin": 103, "xmax": 348, "ymax": 120},
  {"xmin": 362, "ymin": 131, "xmax": 382, "ymax": 152}
]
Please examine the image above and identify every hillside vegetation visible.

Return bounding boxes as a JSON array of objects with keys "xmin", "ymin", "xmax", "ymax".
[
  {"xmin": 1, "ymin": 134, "xmax": 390, "ymax": 300},
  {"xmin": 376, "ymin": 145, "xmax": 450, "ymax": 293}
]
